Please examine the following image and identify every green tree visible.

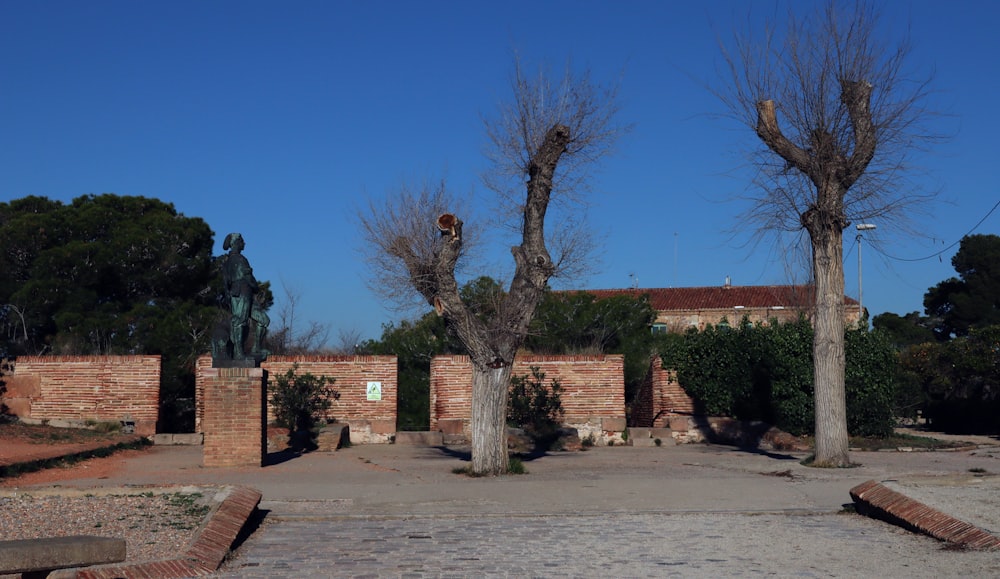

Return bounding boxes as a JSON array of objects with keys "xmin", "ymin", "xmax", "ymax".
[
  {"xmin": 0, "ymin": 194, "xmax": 224, "ymax": 430},
  {"xmin": 525, "ymin": 290, "xmax": 658, "ymax": 404},
  {"xmin": 924, "ymin": 234, "xmax": 1000, "ymax": 340},
  {"xmin": 872, "ymin": 311, "xmax": 937, "ymax": 348},
  {"xmin": 899, "ymin": 326, "xmax": 1000, "ymax": 434}
]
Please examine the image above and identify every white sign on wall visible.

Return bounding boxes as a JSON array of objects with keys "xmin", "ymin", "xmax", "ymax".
[{"xmin": 367, "ymin": 381, "xmax": 382, "ymax": 401}]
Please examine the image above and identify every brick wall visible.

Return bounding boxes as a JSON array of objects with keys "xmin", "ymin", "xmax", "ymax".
[
  {"xmin": 196, "ymin": 355, "xmax": 398, "ymax": 444},
  {"xmin": 631, "ymin": 357, "xmax": 697, "ymax": 428},
  {"xmin": 201, "ymin": 367, "xmax": 266, "ymax": 467},
  {"xmin": 1, "ymin": 356, "xmax": 160, "ymax": 435},
  {"xmin": 430, "ymin": 354, "xmax": 626, "ymax": 442}
]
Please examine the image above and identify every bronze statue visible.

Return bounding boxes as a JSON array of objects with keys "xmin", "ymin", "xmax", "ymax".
[{"xmin": 213, "ymin": 232, "xmax": 269, "ymax": 364}]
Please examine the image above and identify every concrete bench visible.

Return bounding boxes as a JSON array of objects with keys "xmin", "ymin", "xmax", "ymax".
[{"xmin": 0, "ymin": 535, "xmax": 126, "ymax": 578}]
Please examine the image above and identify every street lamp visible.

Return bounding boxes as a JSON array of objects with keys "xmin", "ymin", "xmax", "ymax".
[{"xmin": 856, "ymin": 223, "xmax": 876, "ymax": 325}]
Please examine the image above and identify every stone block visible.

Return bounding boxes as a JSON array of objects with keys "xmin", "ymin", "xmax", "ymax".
[
  {"xmin": 394, "ymin": 431, "xmax": 444, "ymax": 446},
  {"xmin": 632, "ymin": 436, "xmax": 674, "ymax": 448},
  {"xmin": 152, "ymin": 433, "xmax": 204, "ymax": 445},
  {"xmin": 669, "ymin": 415, "xmax": 691, "ymax": 431},
  {"xmin": 601, "ymin": 417, "xmax": 626, "ymax": 432},
  {"xmin": 649, "ymin": 427, "xmax": 672, "ymax": 440},
  {"xmin": 629, "ymin": 427, "xmax": 653, "ymax": 440},
  {"xmin": 317, "ymin": 423, "xmax": 350, "ymax": 451},
  {"xmin": 438, "ymin": 419, "xmax": 466, "ymax": 435},
  {"xmin": 370, "ymin": 419, "xmax": 396, "ymax": 435},
  {"xmin": 0, "ymin": 536, "xmax": 125, "ymax": 575}
]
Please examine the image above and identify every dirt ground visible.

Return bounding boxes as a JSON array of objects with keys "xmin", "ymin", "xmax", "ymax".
[
  {"xmin": 2, "ymin": 421, "xmax": 996, "ymax": 489},
  {"xmin": 0, "ymin": 421, "xmax": 151, "ymax": 487}
]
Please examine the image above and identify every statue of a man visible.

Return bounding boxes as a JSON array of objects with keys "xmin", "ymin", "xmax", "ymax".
[{"xmin": 220, "ymin": 232, "xmax": 269, "ymax": 360}]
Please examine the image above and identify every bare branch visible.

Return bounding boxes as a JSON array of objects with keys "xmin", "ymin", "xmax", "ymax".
[
  {"xmin": 713, "ymin": 0, "xmax": 944, "ymax": 467},
  {"xmin": 482, "ymin": 57, "xmax": 629, "ymax": 280}
]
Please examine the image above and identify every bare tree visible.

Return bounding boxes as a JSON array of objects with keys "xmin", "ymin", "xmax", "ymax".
[
  {"xmin": 332, "ymin": 328, "xmax": 364, "ymax": 355},
  {"xmin": 360, "ymin": 59, "xmax": 625, "ymax": 474},
  {"xmin": 269, "ymin": 280, "xmax": 331, "ymax": 355},
  {"xmin": 716, "ymin": 1, "xmax": 939, "ymax": 466}
]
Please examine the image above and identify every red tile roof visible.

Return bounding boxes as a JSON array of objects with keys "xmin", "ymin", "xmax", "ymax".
[{"xmin": 577, "ymin": 285, "xmax": 858, "ymax": 311}]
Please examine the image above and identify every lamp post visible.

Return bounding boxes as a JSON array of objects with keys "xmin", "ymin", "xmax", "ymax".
[{"xmin": 856, "ymin": 223, "xmax": 876, "ymax": 325}]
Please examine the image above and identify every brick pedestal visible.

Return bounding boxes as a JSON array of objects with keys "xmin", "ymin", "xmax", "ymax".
[{"xmin": 202, "ymin": 367, "xmax": 267, "ymax": 468}]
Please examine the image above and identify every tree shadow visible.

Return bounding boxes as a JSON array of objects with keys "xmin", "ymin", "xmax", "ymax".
[
  {"xmin": 432, "ymin": 446, "xmax": 470, "ymax": 462},
  {"xmin": 430, "ymin": 444, "xmax": 569, "ymax": 464},
  {"xmin": 690, "ymin": 415, "xmax": 803, "ymax": 461}
]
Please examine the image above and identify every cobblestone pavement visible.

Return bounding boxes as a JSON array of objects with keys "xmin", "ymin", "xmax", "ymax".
[{"xmin": 215, "ymin": 508, "xmax": 1000, "ymax": 578}]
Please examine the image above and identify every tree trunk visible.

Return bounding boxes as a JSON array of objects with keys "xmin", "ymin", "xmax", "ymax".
[
  {"xmin": 810, "ymin": 225, "xmax": 850, "ymax": 467},
  {"xmin": 471, "ymin": 363, "xmax": 513, "ymax": 475}
]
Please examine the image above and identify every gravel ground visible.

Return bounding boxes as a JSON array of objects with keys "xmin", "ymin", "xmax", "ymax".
[{"xmin": 0, "ymin": 489, "xmax": 214, "ymax": 573}]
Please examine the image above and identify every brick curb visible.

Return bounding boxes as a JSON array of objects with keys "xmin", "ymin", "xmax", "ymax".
[
  {"xmin": 75, "ymin": 485, "xmax": 262, "ymax": 578},
  {"xmin": 850, "ymin": 480, "xmax": 1000, "ymax": 550}
]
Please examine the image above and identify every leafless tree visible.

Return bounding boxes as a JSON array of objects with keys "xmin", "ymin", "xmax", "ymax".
[
  {"xmin": 332, "ymin": 328, "xmax": 364, "ymax": 355},
  {"xmin": 360, "ymin": 59, "xmax": 626, "ymax": 474},
  {"xmin": 716, "ymin": 0, "xmax": 940, "ymax": 466},
  {"xmin": 268, "ymin": 281, "xmax": 331, "ymax": 355}
]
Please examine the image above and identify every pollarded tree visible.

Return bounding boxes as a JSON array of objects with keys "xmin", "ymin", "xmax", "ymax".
[
  {"xmin": 716, "ymin": 1, "xmax": 939, "ymax": 465},
  {"xmin": 360, "ymin": 60, "xmax": 625, "ymax": 474}
]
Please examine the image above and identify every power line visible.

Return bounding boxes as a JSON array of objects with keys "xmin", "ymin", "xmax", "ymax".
[{"xmin": 871, "ymin": 198, "xmax": 1000, "ymax": 262}]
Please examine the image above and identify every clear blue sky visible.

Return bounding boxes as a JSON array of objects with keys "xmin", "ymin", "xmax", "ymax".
[{"xmin": 2, "ymin": 1, "xmax": 997, "ymax": 344}]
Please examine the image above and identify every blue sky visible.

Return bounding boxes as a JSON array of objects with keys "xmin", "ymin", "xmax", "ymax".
[{"xmin": 2, "ymin": 1, "xmax": 997, "ymax": 344}]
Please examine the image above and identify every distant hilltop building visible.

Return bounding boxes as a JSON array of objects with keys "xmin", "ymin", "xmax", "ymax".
[{"xmin": 579, "ymin": 282, "xmax": 862, "ymax": 333}]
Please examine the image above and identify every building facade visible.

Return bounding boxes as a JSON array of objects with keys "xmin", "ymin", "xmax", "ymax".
[{"xmin": 583, "ymin": 283, "xmax": 863, "ymax": 333}]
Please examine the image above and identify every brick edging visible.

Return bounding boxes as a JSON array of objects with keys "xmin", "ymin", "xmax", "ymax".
[
  {"xmin": 850, "ymin": 480, "xmax": 1000, "ymax": 550},
  {"xmin": 76, "ymin": 486, "xmax": 263, "ymax": 578}
]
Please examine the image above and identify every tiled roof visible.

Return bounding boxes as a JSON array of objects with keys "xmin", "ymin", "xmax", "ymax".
[{"xmin": 576, "ymin": 285, "xmax": 858, "ymax": 311}]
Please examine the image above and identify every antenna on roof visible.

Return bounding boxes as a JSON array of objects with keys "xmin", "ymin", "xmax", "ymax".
[
  {"xmin": 629, "ymin": 273, "xmax": 638, "ymax": 289},
  {"xmin": 673, "ymin": 232, "xmax": 678, "ymax": 288}
]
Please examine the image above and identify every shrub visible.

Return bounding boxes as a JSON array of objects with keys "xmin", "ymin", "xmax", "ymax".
[
  {"xmin": 507, "ymin": 366, "xmax": 564, "ymax": 438},
  {"xmin": 661, "ymin": 318, "xmax": 896, "ymax": 437},
  {"xmin": 269, "ymin": 364, "xmax": 339, "ymax": 435}
]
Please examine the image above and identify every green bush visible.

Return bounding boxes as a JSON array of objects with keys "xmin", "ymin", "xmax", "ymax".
[
  {"xmin": 507, "ymin": 366, "xmax": 564, "ymax": 438},
  {"xmin": 899, "ymin": 325, "xmax": 1000, "ymax": 434},
  {"xmin": 269, "ymin": 364, "xmax": 339, "ymax": 434},
  {"xmin": 661, "ymin": 318, "xmax": 895, "ymax": 437},
  {"xmin": 845, "ymin": 328, "xmax": 895, "ymax": 437}
]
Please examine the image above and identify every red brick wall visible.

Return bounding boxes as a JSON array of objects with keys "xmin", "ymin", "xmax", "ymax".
[
  {"xmin": 430, "ymin": 355, "xmax": 626, "ymax": 438},
  {"xmin": 2, "ymin": 356, "xmax": 160, "ymax": 435},
  {"xmin": 196, "ymin": 355, "xmax": 398, "ymax": 443},
  {"xmin": 201, "ymin": 367, "xmax": 266, "ymax": 467},
  {"xmin": 631, "ymin": 358, "xmax": 697, "ymax": 428}
]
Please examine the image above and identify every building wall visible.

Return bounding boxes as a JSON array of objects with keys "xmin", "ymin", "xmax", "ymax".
[
  {"xmin": 196, "ymin": 355, "xmax": 398, "ymax": 443},
  {"xmin": 654, "ymin": 305, "xmax": 862, "ymax": 333},
  {"xmin": 430, "ymin": 354, "xmax": 626, "ymax": 442},
  {"xmin": 1, "ymin": 356, "xmax": 160, "ymax": 435}
]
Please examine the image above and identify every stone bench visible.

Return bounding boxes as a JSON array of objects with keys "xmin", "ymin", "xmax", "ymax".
[{"xmin": 0, "ymin": 535, "xmax": 126, "ymax": 578}]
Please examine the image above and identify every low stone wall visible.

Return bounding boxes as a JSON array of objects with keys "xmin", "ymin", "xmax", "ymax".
[
  {"xmin": 1, "ymin": 356, "xmax": 160, "ymax": 436},
  {"xmin": 196, "ymin": 355, "xmax": 398, "ymax": 444},
  {"xmin": 430, "ymin": 354, "xmax": 626, "ymax": 444}
]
